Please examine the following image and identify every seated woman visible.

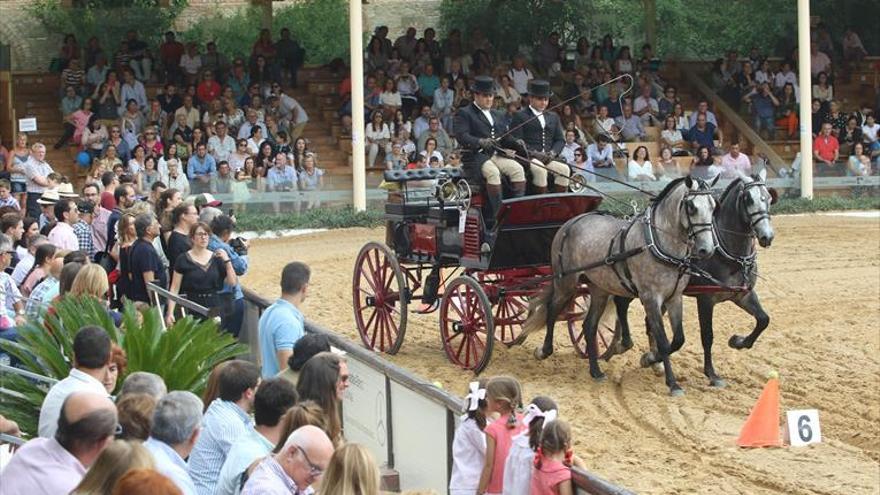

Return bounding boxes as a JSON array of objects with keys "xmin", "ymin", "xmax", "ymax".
[
  {"xmin": 80, "ymin": 114, "xmax": 109, "ymax": 160},
  {"xmin": 55, "ymin": 97, "xmax": 94, "ymax": 149},
  {"xmin": 848, "ymin": 142, "xmax": 872, "ymax": 177},
  {"xmin": 656, "ymin": 147, "xmax": 682, "ymax": 178},
  {"xmin": 298, "ymin": 153, "xmax": 325, "ymax": 210},
  {"xmin": 690, "ymin": 145, "xmax": 718, "ymax": 181},
  {"xmin": 627, "ymin": 145, "xmax": 657, "ymax": 181},
  {"xmin": 164, "ymin": 222, "xmax": 237, "ymax": 326},
  {"xmin": 660, "ymin": 115, "xmax": 688, "ymax": 156}
]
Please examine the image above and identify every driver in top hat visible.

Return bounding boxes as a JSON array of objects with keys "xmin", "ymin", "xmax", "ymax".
[
  {"xmin": 454, "ymin": 75, "xmax": 525, "ymax": 222},
  {"xmin": 509, "ymin": 79, "xmax": 571, "ymax": 193}
]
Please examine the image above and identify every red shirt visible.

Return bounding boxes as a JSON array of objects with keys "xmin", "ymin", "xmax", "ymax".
[
  {"xmin": 197, "ymin": 80, "xmax": 222, "ymax": 104},
  {"xmin": 160, "ymin": 41, "xmax": 184, "ymax": 64},
  {"xmin": 813, "ymin": 134, "xmax": 839, "ymax": 162}
]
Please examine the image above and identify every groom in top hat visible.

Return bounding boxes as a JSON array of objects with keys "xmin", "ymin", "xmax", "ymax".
[
  {"xmin": 454, "ymin": 75, "xmax": 525, "ymax": 223},
  {"xmin": 509, "ymin": 79, "xmax": 571, "ymax": 193}
]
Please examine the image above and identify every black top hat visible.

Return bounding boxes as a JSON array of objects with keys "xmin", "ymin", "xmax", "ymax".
[
  {"xmin": 527, "ymin": 79, "xmax": 553, "ymax": 98},
  {"xmin": 470, "ymin": 76, "xmax": 495, "ymax": 95}
]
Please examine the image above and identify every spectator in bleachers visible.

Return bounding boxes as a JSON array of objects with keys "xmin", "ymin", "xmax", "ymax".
[
  {"xmin": 848, "ymin": 142, "xmax": 872, "ymax": 177},
  {"xmin": 418, "ymin": 63, "xmax": 440, "ymax": 105},
  {"xmin": 754, "ymin": 59, "xmax": 774, "ymax": 87},
  {"xmin": 188, "ymin": 143, "xmax": 217, "ymax": 194},
  {"xmin": 744, "ymin": 82, "xmax": 779, "ymax": 140},
  {"xmin": 842, "ymin": 29, "xmax": 867, "ymax": 71},
  {"xmin": 433, "ymin": 76, "xmax": 456, "ymax": 130},
  {"xmin": 825, "ymin": 101, "xmax": 848, "ymax": 137},
  {"xmin": 633, "ymin": 83, "xmax": 660, "ymax": 127},
  {"xmin": 207, "ymin": 121, "xmax": 236, "ymax": 163},
  {"xmin": 614, "ymin": 45, "xmax": 635, "ymax": 76},
  {"xmin": 241, "ymin": 425, "xmax": 334, "ymax": 495},
  {"xmin": 417, "ymin": 116, "xmax": 453, "ymax": 155},
  {"xmin": 365, "ymin": 111, "xmax": 392, "ymax": 167},
  {"xmin": 180, "ymin": 43, "xmax": 202, "ymax": 86},
  {"xmin": 839, "ymin": 116, "xmax": 863, "ymax": 157},
  {"xmin": 775, "ymin": 82, "xmax": 799, "ymax": 140},
  {"xmin": 688, "ymin": 100, "xmax": 718, "ymax": 128},
  {"xmin": 559, "ymin": 129, "xmax": 580, "ymax": 166},
  {"xmin": 237, "ymin": 108, "xmax": 267, "ymax": 141},
  {"xmin": 774, "ymin": 60, "xmax": 798, "ymax": 92},
  {"xmin": 814, "ymin": 122, "xmax": 841, "ymax": 175},
  {"xmin": 24, "ymin": 143, "xmax": 55, "ymax": 218},
  {"xmin": 536, "ymin": 32, "xmax": 563, "ymax": 76},
  {"xmin": 661, "ymin": 115, "xmax": 688, "ymax": 156},
  {"xmin": 120, "ymin": 69, "xmax": 147, "ymax": 113},
  {"xmin": 495, "ymin": 74, "xmax": 521, "ymax": 110},
  {"xmin": 125, "ymin": 31, "xmax": 152, "ymax": 82},
  {"xmin": 586, "ymin": 134, "xmax": 616, "ymax": 180},
  {"xmin": 690, "ymin": 145, "xmax": 717, "ymax": 180},
  {"xmin": 121, "ymin": 99, "xmax": 146, "ymax": 148},
  {"xmin": 671, "ymin": 102, "xmax": 689, "ymax": 134},
  {"xmin": 813, "ymin": 71, "xmax": 833, "ymax": 109},
  {"xmin": 81, "ymin": 115, "xmax": 109, "ymax": 160},
  {"xmin": 55, "ymin": 97, "xmax": 93, "ymax": 149},
  {"xmin": 211, "ymin": 161, "xmax": 232, "ymax": 194},
  {"xmin": 159, "ymin": 32, "xmax": 185, "ymax": 84},
  {"xmin": 615, "ymin": 104, "xmax": 646, "ymax": 142},
  {"xmin": 734, "ymin": 61, "xmax": 757, "ymax": 109},
  {"xmin": 862, "ymin": 114, "xmax": 879, "ymax": 154},
  {"xmin": 297, "ymin": 352, "xmax": 348, "ymax": 446},
  {"xmin": 656, "ymin": 147, "xmax": 681, "ymax": 177},
  {"xmin": 689, "ymin": 113, "xmax": 720, "ymax": 154},
  {"xmin": 657, "ymin": 85, "xmax": 678, "ymax": 120},
  {"xmin": 62, "ymin": 58, "xmax": 86, "ymax": 96},
  {"xmin": 143, "ymin": 390, "xmax": 203, "ymax": 494},
  {"xmin": 719, "ymin": 142, "xmax": 752, "ymax": 179},
  {"xmin": 216, "ymin": 378, "xmax": 298, "ymax": 495},
  {"xmin": 188, "ymin": 360, "xmax": 260, "ymax": 495},
  {"xmin": 4, "ymin": 391, "xmax": 117, "ymax": 494},
  {"xmin": 627, "ymin": 145, "xmax": 657, "ymax": 181},
  {"xmin": 38, "ymin": 325, "xmax": 112, "ymax": 437},
  {"xmin": 507, "ymin": 54, "xmax": 533, "ymax": 98},
  {"xmin": 809, "ymin": 41, "xmax": 832, "ymax": 79},
  {"xmin": 593, "ymin": 105, "xmax": 618, "ymax": 141},
  {"xmin": 396, "ymin": 63, "xmax": 420, "ymax": 117}
]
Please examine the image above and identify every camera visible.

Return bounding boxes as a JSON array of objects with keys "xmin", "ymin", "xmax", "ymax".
[{"xmin": 229, "ymin": 237, "xmax": 249, "ymax": 256}]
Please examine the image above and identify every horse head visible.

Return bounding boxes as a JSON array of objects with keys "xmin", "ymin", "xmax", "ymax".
[
  {"xmin": 736, "ymin": 169, "xmax": 776, "ymax": 248},
  {"xmin": 679, "ymin": 175, "xmax": 717, "ymax": 259}
]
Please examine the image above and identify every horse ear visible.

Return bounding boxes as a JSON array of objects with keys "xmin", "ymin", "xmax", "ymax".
[
  {"xmin": 709, "ymin": 174, "xmax": 720, "ymax": 188},
  {"xmin": 768, "ymin": 187, "xmax": 779, "ymax": 205},
  {"xmin": 684, "ymin": 175, "xmax": 694, "ymax": 189}
]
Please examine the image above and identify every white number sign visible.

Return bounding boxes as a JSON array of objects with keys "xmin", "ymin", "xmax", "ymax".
[{"xmin": 786, "ymin": 409, "xmax": 821, "ymax": 447}]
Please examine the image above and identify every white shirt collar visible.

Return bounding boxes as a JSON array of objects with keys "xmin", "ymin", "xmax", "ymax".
[{"xmin": 529, "ymin": 106, "xmax": 543, "ymax": 116}]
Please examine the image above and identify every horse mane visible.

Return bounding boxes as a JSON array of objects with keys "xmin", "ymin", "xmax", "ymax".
[
  {"xmin": 650, "ymin": 176, "xmax": 688, "ymax": 205},
  {"xmin": 719, "ymin": 177, "xmax": 745, "ymax": 205}
]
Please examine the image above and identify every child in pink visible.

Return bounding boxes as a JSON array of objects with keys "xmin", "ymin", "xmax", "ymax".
[
  {"xmin": 477, "ymin": 376, "xmax": 524, "ymax": 495},
  {"xmin": 531, "ymin": 419, "xmax": 575, "ymax": 495}
]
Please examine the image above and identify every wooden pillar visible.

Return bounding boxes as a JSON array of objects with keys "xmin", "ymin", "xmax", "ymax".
[
  {"xmin": 642, "ymin": 0, "xmax": 657, "ymax": 50},
  {"xmin": 0, "ymin": 44, "xmax": 12, "ymax": 148}
]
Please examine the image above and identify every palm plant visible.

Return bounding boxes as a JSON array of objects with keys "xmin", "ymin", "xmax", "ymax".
[{"xmin": 0, "ymin": 296, "xmax": 248, "ymax": 437}]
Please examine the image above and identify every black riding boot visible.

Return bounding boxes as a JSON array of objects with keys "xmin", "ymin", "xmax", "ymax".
[
  {"xmin": 510, "ymin": 181, "xmax": 526, "ymax": 198},
  {"xmin": 485, "ymin": 184, "xmax": 503, "ymax": 228}
]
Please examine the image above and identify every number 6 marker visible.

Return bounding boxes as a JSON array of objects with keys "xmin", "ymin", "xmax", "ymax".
[{"xmin": 785, "ymin": 409, "xmax": 821, "ymax": 447}]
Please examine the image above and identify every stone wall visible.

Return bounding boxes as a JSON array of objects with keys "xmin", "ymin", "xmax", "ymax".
[{"xmin": 0, "ymin": 0, "xmax": 444, "ymax": 72}]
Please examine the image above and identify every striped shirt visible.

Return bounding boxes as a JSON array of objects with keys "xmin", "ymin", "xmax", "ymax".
[
  {"xmin": 187, "ymin": 399, "xmax": 255, "ymax": 495},
  {"xmin": 241, "ymin": 455, "xmax": 312, "ymax": 495}
]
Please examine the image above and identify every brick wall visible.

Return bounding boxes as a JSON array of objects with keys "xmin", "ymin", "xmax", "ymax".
[{"xmin": 0, "ymin": 0, "xmax": 444, "ymax": 72}]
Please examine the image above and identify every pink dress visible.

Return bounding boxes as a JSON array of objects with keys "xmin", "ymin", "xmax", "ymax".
[
  {"xmin": 484, "ymin": 413, "xmax": 526, "ymax": 494},
  {"xmin": 530, "ymin": 457, "xmax": 572, "ymax": 495},
  {"xmin": 71, "ymin": 110, "xmax": 92, "ymax": 144}
]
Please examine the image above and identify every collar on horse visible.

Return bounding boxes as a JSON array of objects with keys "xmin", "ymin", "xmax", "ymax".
[{"xmin": 712, "ymin": 179, "xmax": 769, "ymax": 289}]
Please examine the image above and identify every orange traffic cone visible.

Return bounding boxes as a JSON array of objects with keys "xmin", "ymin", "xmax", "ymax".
[{"xmin": 737, "ymin": 371, "xmax": 782, "ymax": 447}]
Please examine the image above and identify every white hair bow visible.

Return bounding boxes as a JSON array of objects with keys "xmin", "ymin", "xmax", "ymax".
[
  {"xmin": 522, "ymin": 403, "xmax": 558, "ymax": 428},
  {"xmin": 463, "ymin": 381, "xmax": 486, "ymax": 412}
]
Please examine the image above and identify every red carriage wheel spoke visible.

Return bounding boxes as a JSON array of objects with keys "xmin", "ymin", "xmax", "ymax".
[
  {"xmin": 353, "ymin": 243, "xmax": 408, "ymax": 355},
  {"xmin": 458, "ymin": 332, "xmax": 470, "ymax": 365},
  {"xmin": 440, "ymin": 276, "xmax": 495, "ymax": 373}
]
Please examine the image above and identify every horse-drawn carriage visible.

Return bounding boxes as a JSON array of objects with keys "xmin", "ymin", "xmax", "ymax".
[{"xmin": 352, "ymin": 167, "xmax": 618, "ymax": 373}]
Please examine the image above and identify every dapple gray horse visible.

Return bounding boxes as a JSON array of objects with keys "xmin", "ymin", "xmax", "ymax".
[
  {"xmin": 607, "ymin": 173, "xmax": 777, "ymax": 387},
  {"xmin": 519, "ymin": 176, "xmax": 718, "ymax": 395}
]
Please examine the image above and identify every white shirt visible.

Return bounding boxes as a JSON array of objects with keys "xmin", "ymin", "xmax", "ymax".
[
  {"xmin": 502, "ymin": 433, "xmax": 534, "ymax": 495},
  {"xmin": 449, "ymin": 418, "xmax": 486, "ymax": 493},
  {"xmin": 208, "ymin": 135, "xmax": 236, "ymax": 162},
  {"xmin": 627, "ymin": 160, "xmax": 656, "ymax": 180},
  {"xmin": 774, "ymin": 71, "xmax": 798, "ymax": 89},
  {"xmin": 508, "ymin": 67, "xmax": 533, "ymax": 94},
  {"xmin": 12, "ymin": 251, "xmax": 35, "ymax": 285},
  {"xmin": 862, "ymin": 123, "xmax": 879, "ymax": 142},
  {"xmin": 529, "ymin": 106, "xmax": 545, "ymax": 128},
  {"xmin": 38, "ymin": 368, "xmax": 108, "ymax": 438},
  {"xmin": 145, "ymin": 438, "xmax": 198, "ymax": 495},
  {"xmin": 479, "ymin": 106, "xmax": 494, "ymax": 126},
  {"xmin": 633, "ymin": 96, "xmax": 659, "ymax": 114}
]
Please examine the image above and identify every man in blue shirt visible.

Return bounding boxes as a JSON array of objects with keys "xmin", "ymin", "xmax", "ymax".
[
  {"xmin": 208, "ymin": 214, "xmax": 248, "ymax": 337},
  {"xmin": 258, "ymin": 262, "xmax": 310, "ymax": 377},
  {"xmin": 187, "ymin": 143, "xmax": 216, "ymax": 194},
  {"xmin": 144, "ymin": 391, "xmax": 203, "ymax": 495},
  {"xmin": 689, "ymin": 113, "xmax": 720, "ymax": 154}
]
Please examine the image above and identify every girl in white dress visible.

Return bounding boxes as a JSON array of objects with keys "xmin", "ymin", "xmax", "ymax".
[{"xmin": 450, "ymin": 379, "xmax": 489, "ymax": 495}]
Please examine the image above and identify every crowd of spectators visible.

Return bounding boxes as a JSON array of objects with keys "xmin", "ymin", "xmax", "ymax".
[
  {"xmin": 50, "ymin": 29, "xmax": 324, "ymax": 204},
  {"xmin": 0, "ymin": 322, "xmax": 393, "ymax": 495}
]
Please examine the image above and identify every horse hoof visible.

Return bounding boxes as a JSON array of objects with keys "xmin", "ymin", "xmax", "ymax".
[
  {"xmin": 533, "ymin": 347, "xmax": 549, "ymax": 360},
  {"xmin": 728, "ymin": 335, "xmax": 748, "ymax": 349},
  {"xmin": 639, "ymin": 352, "xmax": 655, "ymax": 368},
  {"xmin": 669, "ymin": 387, "xmax": 685, "ymax": 397},
  {"xmin": 591, "ymin": 372, "xmax": 607, "ymax": 382},
  {"xmin": 710, "ymin": 378, "xmax": 727, "ymax": 388},
  {"xmin": 652, "ymin": 363, "xmax": 665, "ymax": 377}
]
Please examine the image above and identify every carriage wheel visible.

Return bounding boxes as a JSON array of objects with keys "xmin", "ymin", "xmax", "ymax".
[
  {"xmin": 440, "ymin": 276, "xmax": 495, "ymax": 374},
  {"xmin": 353, "ymin": 242, "xmax": 408, "ymax": 355},
  {"xmin": 493, "ymin": 294, "xmax": 529, "ymax": 347},
  {"xmin": 566, "ymin": 294, "xmax": 616, "ymax": 359}
]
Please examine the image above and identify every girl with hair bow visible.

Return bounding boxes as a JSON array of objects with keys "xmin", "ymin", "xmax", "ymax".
[
  {"xmin": 450, "ymin": 379, "xmax": 489, "ymax": 495},
  {"xmin": 502, "ymin": 396, "xmax": 557, "ymax": 495}
]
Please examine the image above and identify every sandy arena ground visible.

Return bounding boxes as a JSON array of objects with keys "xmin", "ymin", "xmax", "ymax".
[{"xmin": 245, "ymin": 214, "xmax": 880, "ymax": 494}]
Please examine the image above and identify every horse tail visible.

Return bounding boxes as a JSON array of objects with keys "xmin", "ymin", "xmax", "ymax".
[{"xmin": 521, "ymin": 283, "xmax": 552, "ymax": 340}]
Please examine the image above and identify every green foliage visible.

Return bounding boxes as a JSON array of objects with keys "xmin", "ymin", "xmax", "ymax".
[
  {"xmin": 0, "ymin": 296, "xmax": 246, "ymax": 437},
  {"xmin": 439, "ymin": 0, "xmax": 599, "ymax": 59},
  {"xmin": 28, "ymin": 0, "xmax": 186, "ymax": 54},
  {"xmin": 180, "ymin": 5, "xmax": 263, "ymax": 62},
  {"xmin": 274, "ymin": 0, "xmax": 350, "ymax": 65},
  {"xmin": 235, "ymin": 205, "xmax": 384, "ymax": 232},
  {"xmin": 180, "ymin": 0, "xmax": 349, "ymax": 65}
]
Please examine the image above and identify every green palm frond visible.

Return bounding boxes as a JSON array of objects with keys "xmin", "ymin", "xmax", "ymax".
[{"xmin": 0, "ymin": 296, "xmax": 248, "ymax": 438}]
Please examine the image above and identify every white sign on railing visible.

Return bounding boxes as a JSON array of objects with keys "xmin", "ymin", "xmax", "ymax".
[
  {"xmin": 341, "ymin": 356, "xmax": 389, "ymax": 466},
  {"xmin": 18, "ymin": 118, "xmax": 37, "ymax": 132}
]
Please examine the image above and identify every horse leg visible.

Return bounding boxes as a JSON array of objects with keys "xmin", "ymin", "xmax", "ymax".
[
  {"xmin": 667, "ymin": 294, "xmax": 686, "ymax": 353},
  {"xmin": 729, "ymin": 291, "xmax": 770, "ymax": 350},
  {"xmin": 584, "ymin": 291, "xmax": 612, "ymax": 381},
  {"xmin": 535, "ymin": 276, "xmax": 576, "ymax": 360},
  {"xmin": 642, "ymin": 297, "xmax": 683, "ymax": 395},
  {"xmin": 697, "ymin": 296, "xmax": 726, "ymax": 387},
  {"xmin": 606, "ymin": 296, "xmax": 634, "ymax": 358}
]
